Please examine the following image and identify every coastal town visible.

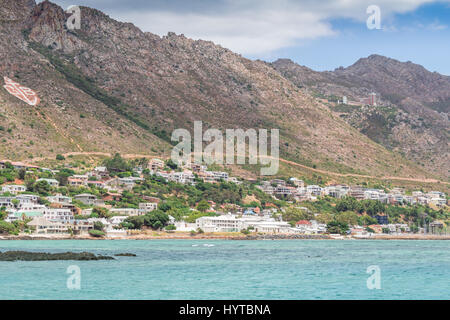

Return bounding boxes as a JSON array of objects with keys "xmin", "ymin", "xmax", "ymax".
[{"xmin": 0, "ymin": 155, "xmax": 448, "ymax": 239}]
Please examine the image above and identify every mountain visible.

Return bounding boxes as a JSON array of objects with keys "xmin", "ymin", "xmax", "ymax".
[
  {"xmin": 0, "ymin": 0, "xmax": 444, "ymax": 183},
  {"xmin": 0, "ymin": 0, "xmax": 170, "ymax": 161},
  {"xmin": 273, "ymin": 55, "xmax": 450, "ymax": 178}
]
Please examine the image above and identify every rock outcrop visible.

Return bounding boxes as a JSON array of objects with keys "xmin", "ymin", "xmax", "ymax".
[{"xmin": 0, "ymin": 250, "xmax": 115, "ymax": 261}]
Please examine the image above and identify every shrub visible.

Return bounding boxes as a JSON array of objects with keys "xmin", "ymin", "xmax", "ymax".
[
  {"xmin": 196, "ymin": 200, "xmax": 210, "ymax": 213},
  {"xmin": 92, "ymin": 207, "xmax": 110, "ymax": 218},
  {"xmin": 366, "ymin": 227, "xmax": 375, "ymax": 233},
  {"xmin": 240, "ymin": 228, "xmax": 250, "ymax": 235},
  {"xmin": 143, "ymin": 210, "xmax": 170, "ymax": 230},
  {"xmin": 122, "ymin": 215, "xmax": 145, "ymax": 229},
  {"xmin": 326, "ymin": 220, "xmax": 349, "ymax": 235},
  {"xmin": 0, "ymin": 221, "xmax": 17, "ymax": 234},
  {"xmin": 88, "ymin": 229, "xmax": 105, "ymax": 238},
  {"xmin": 93, "ymin": 221, "xmax": 104, "ymax": 231}
]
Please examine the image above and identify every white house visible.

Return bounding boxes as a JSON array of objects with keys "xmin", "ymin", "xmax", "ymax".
[
  {"xmin": 109, "ymin": 208, "xmax": 139, "ymax": 216},
  {"xmin": 109, "ymin": 216, "xmax": 128, "ymax": 225},
  {"xmin": 196, "ymin": 215, "xmax": 244, "ymax": 232},
  {"xmin": 47, "ymin": 195, "xmax": 72, "ymax": 204},
  {"xmin": 17, "ymin": 203, "xmax": 46, "ymax": 213},
  {"xmin": 117, "ymin": 177, "xmax": 144, "ymax": 189},
  {"xmin": 1, "ymin": 184, "xmax": 26, "ymax": 195},
  {"xmin": 149, "ymin": 159, "xmax": 165, "ymax": 171},
  {"xmin": 37, "ymin": 178, "xmax": 59, "ymax": 187},
  {"xmin": 138, "ymin": 202, "xmax": 158, "ymax": 215},
  {"xmin": 211, "ymin": 171, "xmax": 229, "ymax": 181},
  {"xmin": 16, "ymin": 194, "xmax": 40, "ymax": 204},
  {"xmin": 430, "ymin": 198, "xmax": 447, "ymax": 207},
  {"xmin": 306, "ymin": 185, "xmax": 322, "ymax": 196},
  {"xmin": 74, "ymin": 194, "xmax": 98, "ymax": 206},
  {"xmin": 28, "ymin": 217, "xmax": 70, "ymax": 234},
  {"xmin": 0, "ymin": 196, "xmax": 14, "ymax": 208},
  {"xmin": 44, "ymin": 208, "xmax": 74, "ymax": 224}
]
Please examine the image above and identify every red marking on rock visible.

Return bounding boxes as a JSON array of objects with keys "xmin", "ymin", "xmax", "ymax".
[{"xmin": 3, "ymin": 77, "xmax": 40, "ymax": 106}]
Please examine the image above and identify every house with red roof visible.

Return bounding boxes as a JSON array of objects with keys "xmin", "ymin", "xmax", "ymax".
[{"xmin": 295, "ymin": 220, "xmax": 312, "ymax": 228}]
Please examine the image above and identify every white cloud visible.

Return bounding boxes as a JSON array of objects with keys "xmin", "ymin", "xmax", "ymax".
[
  {"xmin": 427, "ymin": 21, "xmax": 448, "ymax": 30},
  {"xmin": 47, "ymin": 0, "xmax": 450, "ymax": 55},
  {"xmin": 116, "ymin": 9, "xmax": 335, "ymax": 55}
]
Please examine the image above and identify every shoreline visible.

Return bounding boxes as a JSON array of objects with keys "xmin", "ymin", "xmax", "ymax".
[{"xmin": 1, "ymin": 233, "xmax": 450, "ymax": 241}]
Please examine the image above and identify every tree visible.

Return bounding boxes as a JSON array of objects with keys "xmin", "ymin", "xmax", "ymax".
[
  {"xmin": 55, "ymin": 168, "xmax": 75, "ymax": 186},
  {"xmin": 196, "ymin": 200, "xmax": 211, "ymax": 213},
  {"xmin": 92, "ymin": 207, "xmax": 110, "ymax": 218},
  {"xmin": 315, "ymin": 212, "xmax": 333, "ymax": 224},
  {"xmin": 30, "ymin": 180, "xmax": 52, "ymax": 195},
  {"xmin": 0, "ymin": 221, "xmax": 17, "ymax": 234},
  {"xmin": 18, "ymin": 169, "xmax": 26, "ymax": 180},
  {"xmin": 362, "ymin": 200, "xmax": 385, "ymax": 216},
  {"xmin": 158, "ymin": 203, "xmax": 172, "ymax": 212},
  {"xmin": 11, "ymin": 199, "xmax": 20, "ymax": 209},
  {"xmin": 335, "ymin": 211, "xmax": 359, "ymax": 226},
  {"xmin": 336, "ymin": 197, "xmax": 361, "ymax": 212},
  {"xmin": 123, "ymin": 216, "xmax": 146, "ymax": 229},
  {"xmin": 103, "ymin": 153, "xmax": 131, "ymax": 173},
  {"xmin": 0, "ymin": 208, "xmax": 7, "ymax": 220},
  {"xmin": 136, "ymin": 157, "xmax": 149, "ymax": 168},
  {"xmin": 166, "ymin": 159, "xmax": 178, "ymax": 170},
  {"xmin": 366, "ymin": 226, "xmax": 375, "ymax": 233},
  {"xmin": 56, "ymin": 154, "xmax": 65, "ymax": 161},
  {"xmin": 358, "ymin": 215, "xmax": 378, "ymax": 226},
  {"xmin": 326, "ymin": 220, "xmax": 349, "ymax": 235},
  {"xmin": 282, "ymin": 207, "xmax": 311, "ymax": 223},
  {"xmin": 143, "ymin": 210, "xmax": 170, "ymax": 230},
  {"xmin": 93, "ymin": 221, "xmax": 105, "ymax": 231},
  {"xmin": 165, "ymin": 224, "xmax": 176, "ymax": 231},
  {"xmin": 4, "ymin": 162, "xmax": 14, "ymax": 170}
]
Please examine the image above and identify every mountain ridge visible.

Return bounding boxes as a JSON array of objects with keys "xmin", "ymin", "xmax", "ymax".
[
  {"xmin": 272, "ymin": 54, "xmax": 449, "ymax": 179},
  {"xmin": 0, "ymin": 0, "xmax": 446, "ymax": 184}
]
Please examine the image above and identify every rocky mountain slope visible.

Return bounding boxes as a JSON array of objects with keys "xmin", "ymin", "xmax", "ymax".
[
  {"xmin": 273, "ymin": 56, "xmax": 449, "ymax": 178},
  {"xmin": 0, "ymin": 0, "xmax": 443, "ymax": 181},
  {"xmin": 0, "ymin": 0, "xmax": 170, "ymax": 161}
]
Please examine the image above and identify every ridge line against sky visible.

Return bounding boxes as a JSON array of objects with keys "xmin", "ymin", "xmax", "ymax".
[{"xmin": 39, "ymin": 0, "xmax": 450, "ymax": 75}]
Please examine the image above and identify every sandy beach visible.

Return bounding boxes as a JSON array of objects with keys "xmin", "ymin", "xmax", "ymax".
[{"xmin": 1, "ymin": 232, "xmax": 450, "ymax": 241}]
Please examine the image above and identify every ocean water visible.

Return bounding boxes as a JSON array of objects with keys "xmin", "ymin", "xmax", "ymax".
[{"xmin": 0, "ymin": 239, "xmax": 448, "ymax": 300}]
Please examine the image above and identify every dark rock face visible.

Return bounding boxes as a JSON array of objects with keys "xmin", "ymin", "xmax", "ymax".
[
  {"xmin": 114, "ymin": 253, "xmax": 137, "ymax": 257},
  {"xmin": 0, "ymin": 251, "xmax": 115, "ymax": 261}
]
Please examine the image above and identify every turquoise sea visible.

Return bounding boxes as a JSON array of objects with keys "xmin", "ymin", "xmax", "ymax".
[{"xmin": 0, "ymin": 240, "xmax": 449, "ymax": 300}]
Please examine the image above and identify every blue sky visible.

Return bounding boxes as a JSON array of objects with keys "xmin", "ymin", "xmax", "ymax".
[
  {"xmin": 272, "ymin": 2, "xmax": 450, "ymax": 74},
  {"xmin": 41, "ymin": 0, "xmax": 450, "ymax": 75}
]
